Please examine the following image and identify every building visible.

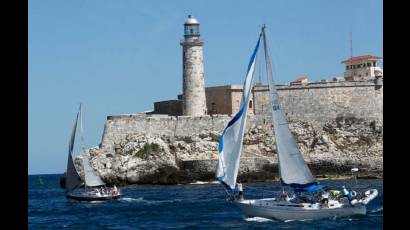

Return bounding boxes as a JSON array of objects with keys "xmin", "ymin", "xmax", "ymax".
[
  {"xmin": 150, "ymin": 16, "xmax": 383, "ymax": 120},
  {"xmin": 342, "ymin": 55, "xmax": 383, "ymax": 81},
  {"xmin": 205, "ymin": 85, "xmax": 253, "ymax": 115},
  {"xmin": 290, "ymin": 76, "xmax": 309, "ymax": 85}
]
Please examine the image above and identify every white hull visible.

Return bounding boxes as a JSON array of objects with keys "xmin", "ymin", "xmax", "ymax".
[{"xmin": 236, "ymin": 198, "xmax": 366, "ymax": 221}]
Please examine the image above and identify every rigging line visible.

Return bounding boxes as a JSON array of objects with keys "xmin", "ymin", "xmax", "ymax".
[
  {"xmin": 258, "ymin": 34, "xmax": 263, "ymax": 84},
  {"xmin": 254, "ymin": 48, "xmax": 259, "ymax": 87},
  {"xmin": 262, "ymin": 29, "xmax": 274, "ymax": 91},
  {"xmin": 263, "ymin": 29, "xmax": 276, "ymax": 85},
  {"xmin": 79, "ymin": 104, "xmax": 85, "ymax": 154},
  {"xmin": 267, "ymin": 34, "xmax": 278, "ymax": 84},
  {"xmin": 261, "ymin": 26, "xmax": 279, "ymax": 85}
]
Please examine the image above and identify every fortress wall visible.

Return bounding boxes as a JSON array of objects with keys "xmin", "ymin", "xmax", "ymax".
[
  {"xmin": 101, "ymin": 80, "xmax": 382, "ymax": 152},
  {"xmin": 100, "ymin": 114, "xmax": 271, "ymax": 152},
  {"xmin": 254, "ymin": 80, "xmax": 383, "ymax": 124}
]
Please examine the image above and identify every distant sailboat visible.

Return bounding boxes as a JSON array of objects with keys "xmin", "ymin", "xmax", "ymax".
[
  {"xmin": 216, "ymin": 25, "xmax": 378, "ymax": 221},
  {"xmin": 64, "ymin": 104, "xmax": 121, "ymax": 201}
]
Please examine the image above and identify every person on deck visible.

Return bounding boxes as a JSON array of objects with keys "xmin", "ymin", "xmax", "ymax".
[
  {"xmin": 95, "ymin": 188, "xmax": 101, "ymax": 197},
  {"xmin": 237, "ymin": 183, "xmax": 244, "ymax": 200},
  {"xmin": 342, "ymin": 186, "xmax": 349, "ymax": 199},
  {"xmin": 320, "ymin": 189, "xmax": 330, "ymax": 207},
  {"xmin": 330, "ymin": 189, "xmax": 341, "ymax": 198},
  {"xmin": 342, "ymin": 186, "xmax": 358, "ymax": 205},
  {"xmin": 112, "ymin": 185, "xmax": 118, "ymax": 195}
]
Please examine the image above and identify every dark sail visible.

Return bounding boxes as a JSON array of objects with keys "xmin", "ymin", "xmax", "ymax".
[{"xmin": 65, "ymin": 109, "xmax": 83, "ymax": 192}]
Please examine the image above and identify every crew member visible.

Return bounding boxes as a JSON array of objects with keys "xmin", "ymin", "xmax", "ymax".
[{"xmin": 237, "ymin": 183, "xmax": 244, "ymax": 200}]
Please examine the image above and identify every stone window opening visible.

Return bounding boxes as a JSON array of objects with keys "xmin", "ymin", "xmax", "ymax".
[
  {"xmin": 249, "ymin": 100, "xmax": 253, "ymax": 109},
  {"xmin": 211, "ymin": 102, "xmax": 217, "ymax": 114}
]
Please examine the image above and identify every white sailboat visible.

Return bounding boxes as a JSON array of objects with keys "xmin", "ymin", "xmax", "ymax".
[
  {"xmin": 216, "ymin": 25, "xmax": 378, "ymax": 221},
  {"xmin": 64, "ymin": 104, "xmax": 121, "ymax": 201}
]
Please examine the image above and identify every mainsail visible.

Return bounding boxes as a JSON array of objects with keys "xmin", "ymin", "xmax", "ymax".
[
  {"xmin": 261, "ymin": 26, "xmax": 319, "ymax": 191},
  {"xmin": 216, "ymin": 34, "xmax": 261, "ymax": 191},
  {"xmin": 65, "ymin": 109, "xmax": 83, "ymax": 192}
]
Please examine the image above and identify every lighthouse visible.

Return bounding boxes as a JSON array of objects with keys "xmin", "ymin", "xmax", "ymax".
[{"xmin": 180, "ymin": 15, "xmax": 207, "ymax": 116}]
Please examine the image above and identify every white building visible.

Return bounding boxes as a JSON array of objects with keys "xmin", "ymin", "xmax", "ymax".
[{"xmin": 342, "ymin": 55, "xmax": 383, "ymax": 81}]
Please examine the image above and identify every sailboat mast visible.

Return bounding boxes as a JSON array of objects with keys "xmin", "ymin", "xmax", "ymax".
[
  {"xmin": 261, "ymin": 25, "xmax": 285, "ymax": 195},
  {"xmin": 79, "ymin": 104, "xmax": 85, "ymax": 153}
]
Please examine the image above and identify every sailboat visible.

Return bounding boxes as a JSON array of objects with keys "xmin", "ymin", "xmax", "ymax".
[
  {"xmin": 64, "ymin": 104, "xmax": 121, "ymax": 201},
  {"xmin": 216, "ymin": 25, "xmax": 378, "ymax": 221}
]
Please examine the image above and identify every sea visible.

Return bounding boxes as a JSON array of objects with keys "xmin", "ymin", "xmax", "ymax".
[{"xmin": 29, "ymin": 174, "xmax": 383, "ymax": 229}]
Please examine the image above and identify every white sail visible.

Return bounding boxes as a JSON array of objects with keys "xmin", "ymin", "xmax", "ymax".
[
  {"xmin": 261, "ymin": 27, "xmax": 316, "ymax": 189},
  {"xmin": 216, "ymin": 35, "xmax": 261, "ymax": 191},
  {"xmin": 82, "ymin": 152, "xmax": 105, "ymax": 187},
  {"xmin": 65, "ymin": 109, "xmax": 83, "ymax": 192},
  {"xmin": 79, "ymin": 105, "xmax": 105, "ymax": 187}
]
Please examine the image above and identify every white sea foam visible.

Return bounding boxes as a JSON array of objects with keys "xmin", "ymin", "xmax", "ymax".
[
  {"xmin": 189, "ymin": 181, "xmax": 219, "ymax": 185},
  {"xmin": 119, "ymin": 197, "xmax": 144, "ymax": 202},
  {"xmin": 189, "ymin": 181, "xmax": 208, "ymax": 185},
  {"xmin": 244, "ymin": 217, "xmax": 274, "ymax": 222},
  {"xmin": 145, "ymin": 199, "xmax": 182, "ymax": 204},
  {"xmin": 369, "ymin": 207, "xmax": 383, "ymax": 213},
  {"xmin": 88, "ymin": 201, "xmax": 104, "ymax": 204},
  {"xmin": 118, "ymin": 197, "xmax": 182, "ymax": 204}
]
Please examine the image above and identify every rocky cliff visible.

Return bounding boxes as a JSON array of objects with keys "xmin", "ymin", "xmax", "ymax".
[{"xmin": 73, "ymin": 116, "xmax": 383, "ymax": 185}]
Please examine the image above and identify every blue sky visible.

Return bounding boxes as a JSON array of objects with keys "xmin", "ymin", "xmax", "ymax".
[{"xmin": 28, "ymin": 0, "xmax": 383, "ymax": 175}]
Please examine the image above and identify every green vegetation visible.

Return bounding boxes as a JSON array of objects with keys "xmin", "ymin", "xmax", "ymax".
[{"xmin": 134, "ymin": 143, "xmax": 161, "ymax": 159}]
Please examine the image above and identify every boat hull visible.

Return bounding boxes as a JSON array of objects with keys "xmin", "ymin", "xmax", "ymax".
[
  {"xmin": 235, "ymin": 199, "xmax": 366, "ymax": 221},
  {"xmin": 66, "ymin": 193, "xmax": 121, "ymax": 202}
]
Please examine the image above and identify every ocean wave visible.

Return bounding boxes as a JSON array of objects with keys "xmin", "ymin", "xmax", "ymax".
[
  {"xmin": 244, "ymin": 217, "xmax": 274, "ymax": 222},
  {"xmin": 119, "ymin": 196, "xmax": 183, "ymax": 205},
  {"xmin": 189, "ymin": 181, "xmax": 209, "ymax": 185},
  {"xmin": 369, "ymin": 207, "xmax": 383, "ymax": 213},
  {"xmin": 144, "ymin": 199, "xmax": 183, "ymax": 204},
  {"xmin": 119, "ymin": 197, "xmax": 144, "ymax": 202},
  {"xmin": 189, "ymin": 181, "xmax": 220, "ymax": 185},
  {"xmin": 88, "ymin": 200, "xmax": 105, "ymax": 204}
]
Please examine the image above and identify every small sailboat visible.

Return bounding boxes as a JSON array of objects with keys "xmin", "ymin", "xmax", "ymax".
[
  {"xmin": 216, "ymin": 25, "xmax": 378, "ymax": 221},
  {"xmin": 64, "ymin": 104, "xmax": 121, "ymax": 201}
]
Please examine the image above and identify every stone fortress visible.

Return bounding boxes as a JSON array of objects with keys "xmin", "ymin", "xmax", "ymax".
[
  {"xmin": 83, "ymin": 16, "xmax": 383, "ymax": 184},
  {"xmin": 151, "ymin": 16, "xmax": 383, "ymax": 124}
]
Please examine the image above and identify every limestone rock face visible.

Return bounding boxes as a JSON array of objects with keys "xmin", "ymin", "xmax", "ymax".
[{"xmin": 75, "ymin": 116, "xmax": 383, "ymax": 184}]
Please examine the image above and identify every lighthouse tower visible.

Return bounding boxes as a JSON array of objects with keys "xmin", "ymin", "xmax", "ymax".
[{"xmin": 180, "ymin": 15, "xmax": 207, "ymax": 116}]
